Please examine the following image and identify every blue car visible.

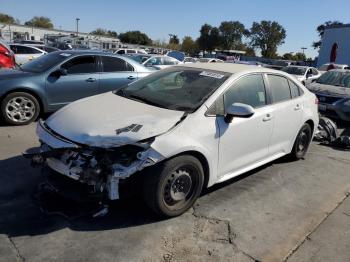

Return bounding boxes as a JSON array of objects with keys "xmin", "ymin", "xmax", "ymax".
[{"xmin": 0, "ymin": 50, "xmax": 155, "ymax": 125}]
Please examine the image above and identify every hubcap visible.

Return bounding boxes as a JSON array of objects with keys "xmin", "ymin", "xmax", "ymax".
[
  {"xmin": 5, "ymin": 96, "xmax": 36, "ymax": 123},
  {"xmin": 164, "ymin": 169, "xmax": 192, "ymax": 205},
  {"xmin": 298, "ymin": 130, "xmax": 308, "ymax": 152}
]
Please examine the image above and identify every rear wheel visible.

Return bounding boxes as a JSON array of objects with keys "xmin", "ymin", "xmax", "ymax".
[
  {"xmin": 1, "ymin": 92, "xmax": 40, "ymax": 125},
  {"xmin": 290, "ymin": 123, "xmax": 312, "ymax": 160},
  {"xmin": 143, "ymin": 155, "xmax": 204, "ymax": 217}
]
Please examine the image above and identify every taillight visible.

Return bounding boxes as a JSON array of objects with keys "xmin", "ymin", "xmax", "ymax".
[
  {"xmin": 0, "ymin": 44, "xmax": 11, "ymax": 57},
  {"xmin": 315, "ymin": 97, "xmax": 319, "ymax": 104}
]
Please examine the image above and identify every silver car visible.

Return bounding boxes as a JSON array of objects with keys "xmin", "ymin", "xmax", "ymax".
[{"xmin": 307, "ymin": 69, "xmax": 350, "ymax": 121}]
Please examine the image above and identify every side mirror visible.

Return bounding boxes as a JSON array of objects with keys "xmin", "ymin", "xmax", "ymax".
[{"xmin": 225, "ymin": 103, "xmax": 255, "ymax": 123}]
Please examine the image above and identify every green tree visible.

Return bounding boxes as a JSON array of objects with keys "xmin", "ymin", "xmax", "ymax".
[
  {"xmin": 249, "ymin": 20, "xmax": 286, "ymax": 58},
  {"xmin": 24, "ymin": 16, "xmax": 53, "ymax": 29},
  {"xmin": 119, "ymin": 31, "xmax": 152, "ymax": 45},
  {"xmin": 244, "ymin": 46, "xmax": 256, "ymax": 57},
  {"xmin": 293, "ymin": 52, "xmax": 306, "ymax": 61},
  {"xmin": 219, "ymin": 21, "xmax": 248, "ymax": 50},
  {"xmin": 91, "ymin": 28, "xmax": 118, "ymax": 38},
  {"xmin": 197, "ymin": 23, "xmax": 212, "ymax": 51},
  {"xmin": 181, "ymin": 36, "xmax": 199, "ymax": 55},
  {"xmin": 282, "ymin": 53, "xmax": 294, "ymax": 60},
  {"xmin": 312, "ymin": 21, "xmax": 343, "ymax": 49},
  {"xmin": 208, "ymin": 27, "xmax": 221, "ymax": 50},
  {"xmin": 169, "ymin": 34, "xmax": 180, "ymax": 45},
  {"xmin": 0, "ymin": 13, "xmax": 17, "ymax": 24}
]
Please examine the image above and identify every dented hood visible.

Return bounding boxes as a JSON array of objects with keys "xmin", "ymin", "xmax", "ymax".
[{"xmin": 45, "ymin": 92, "xmax": 184, "ymax": 148}]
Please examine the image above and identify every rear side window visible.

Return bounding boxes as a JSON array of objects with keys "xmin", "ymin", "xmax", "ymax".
[
  {"xmin": 267, "ymin": 75, "xmax": 291, "ymax": 103},
  {"xmin": 127, "ymin": 50, "xmax": 136, "ymax": 54},
  {"xmin": 62, "ymin": 56, "xmax": 96, "ymax": 74},
  {"xmin": 101, "ymin": 56, "xmax": 134, "ymax": 72},
  {"xmin": 224, "ymin": 74, "xmax": 267, "ymax": 109},
  {"xmin": 116, "ymin": 50, "xmax": 125, "ymax": 54},
  {"xmin": 288, "ymin": 80, "xmax": 302, "ymax": 98}
]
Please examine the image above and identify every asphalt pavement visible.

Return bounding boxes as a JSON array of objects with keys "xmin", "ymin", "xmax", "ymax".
[{"xmin": 0, "ymin": 121, "xmax": 349, "ymax": 262}]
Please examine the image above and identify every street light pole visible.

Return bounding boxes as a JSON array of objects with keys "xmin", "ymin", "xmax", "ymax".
[
  {"xmin": 76, "ymin": 18, "xmax": 80, "ymax": 37},
  {"xmin": 301, "ymin": 47, "xmax": 307, "ymax": 55}
]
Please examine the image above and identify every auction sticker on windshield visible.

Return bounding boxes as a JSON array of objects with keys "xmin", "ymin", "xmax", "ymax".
[{"xmin": 199, "ymin": 71, "xmax": 225, "ymax": 79}]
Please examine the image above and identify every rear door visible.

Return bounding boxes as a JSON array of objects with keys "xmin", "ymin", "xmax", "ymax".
[
  {"xmin": 46, "ymin": 55, "xmax": 99, "ymax": 110},
  {"xmin": 266, "ymin": 74, "xmax": 303, "ymax": 155},
  {"xmin": 98, "ymin": 56, "xmax": 138, "ymax": 93}
]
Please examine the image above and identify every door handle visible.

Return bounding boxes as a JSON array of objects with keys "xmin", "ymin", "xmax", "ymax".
[
  {"xmin": 294, "ymin": 104, "xmax": 301, "ymax": 111},
  {"xmin": 263, "ymin": 113, "xmax": 273, "ymax": 122},
  {"xmin": 86, "ymin": 78, "xmax": 96, "ymax": 82},
  {"xmin": 127, "ymin": 76, "xmax": 136, "ymax": 80}
]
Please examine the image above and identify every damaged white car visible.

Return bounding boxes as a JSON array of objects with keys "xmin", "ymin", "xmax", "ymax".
[{"xmin": 26, "ymin": 63, "xmax": 319, "ymax": 217}]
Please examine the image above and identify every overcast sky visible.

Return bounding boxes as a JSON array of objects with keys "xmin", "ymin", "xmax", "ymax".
[{"xmin": 1, "ymin": 0, "xmax": 349, "ymax": 58}]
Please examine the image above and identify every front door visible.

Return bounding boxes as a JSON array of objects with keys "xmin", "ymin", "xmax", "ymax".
[
  {"xmin": 46, "ymin": 55, "xmax": 99, "ymax": 111},
  {"xmin": 217, "ymin": 74, "xmax": 274, "ymax": 178}
]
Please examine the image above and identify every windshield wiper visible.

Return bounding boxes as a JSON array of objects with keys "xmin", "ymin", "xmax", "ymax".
[{"xmin": 127, "ymin": 94, "xmax": 167, "ymax": 109}]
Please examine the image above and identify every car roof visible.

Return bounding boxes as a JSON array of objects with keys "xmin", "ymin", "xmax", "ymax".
[
  {"xmin": 328, "ymin": 69, "xmax": 350, "ymax": 73},
  {"xmin": 180, "ymin": 62, "xmax": 282, "ymax": 74},
  {"xmin": 285, "ymin": 65, "xmax": 310, "ymax": 69}
]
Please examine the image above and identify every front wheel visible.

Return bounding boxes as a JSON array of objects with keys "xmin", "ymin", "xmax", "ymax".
[
  {"xmin": 290, "ymin": 123, "xmax": 312, "ymax": 160},
  {"xmin": 143, "ymin": 155, "xmax": 204, "ymax": 217},
  {"xmin": 1, "ymin": 92, "xmax": 40, "ymax": 125}
]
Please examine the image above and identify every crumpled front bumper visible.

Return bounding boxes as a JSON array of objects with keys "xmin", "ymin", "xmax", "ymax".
[{"xmin": 25, "ymin": 120, "xmax": 165, "ymax": 201}]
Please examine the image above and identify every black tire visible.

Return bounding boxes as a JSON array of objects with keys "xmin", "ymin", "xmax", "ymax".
[
  {"xmin": 142, "ymin": 155, "xmax": 204, "ymax": 217},
  {"xmin": 1, "ymin": 92, "xmax": 40, "ymax": 125},
  {"xmin": 290, "ymin": 123, "xmax": 312, "ymax": 160}
]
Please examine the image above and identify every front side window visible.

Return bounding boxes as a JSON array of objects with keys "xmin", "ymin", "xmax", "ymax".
[
  {"xmin": 115, "ymin": 67, "xmax": 230, "ymax": 112},
  {"xmin": 224, "ymin": 74, "xmax": 267, "ymax": 109},
  {"xmin": 127, "ymin": 50, "xmax": 136, "ymax": 54},
  {"xmin": 311, "ymin": 68, "xmax": 319, "ymax": 75},
  {"xmin": 116, "ymin": 50, "xmax": 125, "ymax": 54},
  {"xmin": 267, "ymin": 75, "xmax": 291, "ymax": 103},
  {"xmin": 101, "ymin": 56, "xmax": 133, "ymax": 72},
  {"xmin": 62, "ymin": 56, "xmax": 96, "ymax": 74}
]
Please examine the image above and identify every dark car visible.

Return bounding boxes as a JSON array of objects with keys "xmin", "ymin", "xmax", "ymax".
[
  {"xmin": 0, "ymin": 50, "xmax": 155, "ymax": 125},
  {"xmin": 0, "ymin": 40, "xmax": 15, "ymax": 68},
  {"xmin": 307, "ymin": 69, "xmax": 350, "ymax": 121}
]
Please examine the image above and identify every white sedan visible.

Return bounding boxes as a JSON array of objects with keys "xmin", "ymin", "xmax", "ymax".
[
  {"xmin": 9, "ymin": 44, "xmax": 47, "ymax": 65},
  {"xmin": 281, "ymin": 66, "xmax": 321, "ymax": 85},
  {"xmin": 142, "ymin": 55, "xmax": 181, "ymax": 69},
  {"xmin": 28, "ymin": 63, "xmax": 319, "ymax": 217}
]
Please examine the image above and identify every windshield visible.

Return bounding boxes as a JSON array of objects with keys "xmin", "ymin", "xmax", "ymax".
[
  {"xmin": 21, "ymin": 52, "xmax": 68, "ymax": 73},
  {"xmin": 281, "ymin": 67, "xmax": 307, "ymax": 75},
  {"xmin": 316, "ymin": 71, "xmax": 350, "ymax": 87},
  {"xmin": 115, "ymin": 67, "xmax": 230, "ymax": 112}
]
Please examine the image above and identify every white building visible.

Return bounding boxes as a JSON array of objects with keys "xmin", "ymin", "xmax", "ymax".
[
  {"xmin": 317, "ymin": 24, "xmax": 350, "ymax": 67},
  {"xmin": 0, "ymin": 23, "xmax": 120, "ymax": 50}
]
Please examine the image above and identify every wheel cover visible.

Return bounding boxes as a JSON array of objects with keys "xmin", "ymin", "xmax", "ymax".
[
  {"xmin": 5, "ymin": 96, "xmax": 36, "ymax": 123},
  {"xmin": 163, "ymin": 167, "xmax": 196, "ymax": 209},
  {"xmin": 297, "ymin": 130, "xmax": 309, "ymax": 152}
]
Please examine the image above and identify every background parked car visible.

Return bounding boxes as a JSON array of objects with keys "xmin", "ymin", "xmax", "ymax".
[
  {"xmin": 126, "ymin": 53, "xmax": 152, "ymax": 64},
  {"xmin": 197, "ymin": 58, "xmax": 224, "ymax": 63},
  {"xmin": 142, "ymin": 55, "xmax": 181, "ymax": 69},
  {"xmin": 9, "ymin": 44, "xmax": 47, "ymax": 65},
  {"xmin": 319, "ymin": 63, "xmax": 350, "ymax": 72},
  {"xmin": 0, "ymin": 40, "xmax": 15, "ymax": 68},
  {"xmin": 0, "ymin": 50, "xmax": 154, "ymax": 125},
  {"xmin": 307, "ymin": 69, "xmax": 350, "ymax": 121},
  {"xmin": 183, "ymin": 57, "xmax": 197, "ymax": 63},
  {"xmin": 281, "ymin": 66, "xmax": 321, "ymax": 85},
  {"xmin": 34, "ymin": 45, "xmax": 60, "ymax": 53},
  {"xmin": 115, "ymin": 48, "xmax": 147, "ymax": 55}
]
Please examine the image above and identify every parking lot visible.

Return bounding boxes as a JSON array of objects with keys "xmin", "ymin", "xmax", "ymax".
[{"xmin": 0, "ymin": 121, "xmax": 349, "ymax": 262}]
